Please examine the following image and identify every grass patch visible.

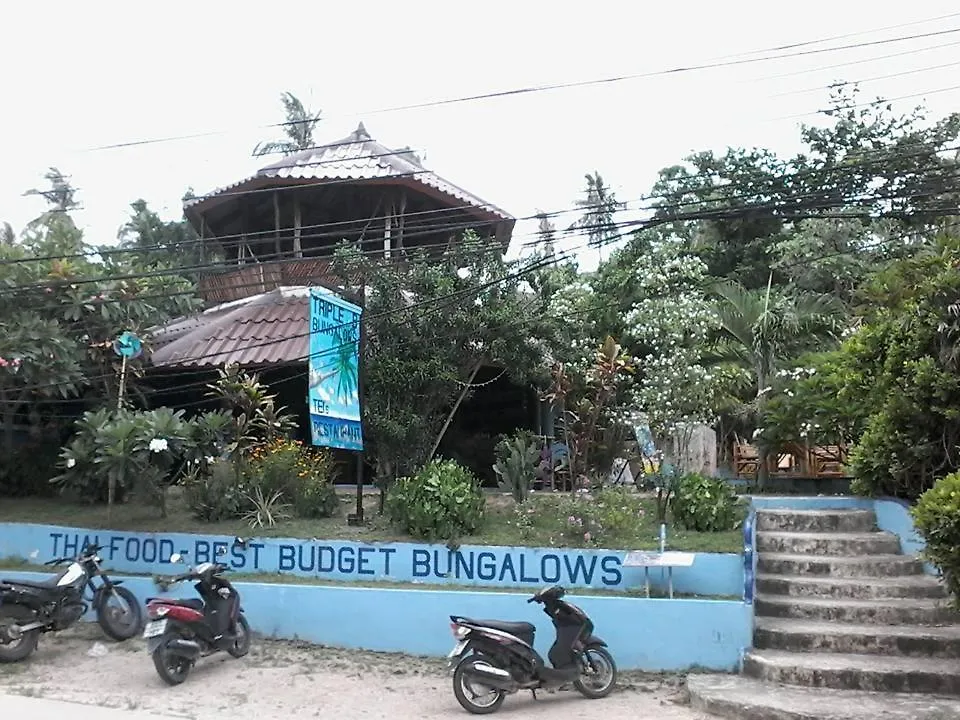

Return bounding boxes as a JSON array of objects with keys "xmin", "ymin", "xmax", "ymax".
[
  {"xmin": 0, "ymin": 557, "xmax": 738, "ymax": 601},
  {"xmin": 0, "ymin": 489, "xmax": 742, "ymax": 554}
]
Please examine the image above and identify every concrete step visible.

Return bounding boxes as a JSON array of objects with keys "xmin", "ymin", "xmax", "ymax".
[
  {"xmin": 756, "ymin": 509, "xmax": 877, "ymax": 534},
  {"xmin": 758, "ymin": 553, "xmax": 925, "ymax": 578},
  {"xmin": 755, "ymin": 595, "xmax": 958, "ymax": 626},
  {"xmin": 756, "ymin": 573, "xmax": 947, "ymax": 600},
  {"xmin": 756, "ymin": 531, "xmax": 901, "ymax": 557},
  {"xmin": 687, "ymin": 673, "xmax": 960, "ymax": 720},
  {"xmin": 754, "ymin": 617, "xmax": 960, "ymax": 658},
  {"xmin": 743, "ymin": 648, "xmax": 960, "ymax": 694}
]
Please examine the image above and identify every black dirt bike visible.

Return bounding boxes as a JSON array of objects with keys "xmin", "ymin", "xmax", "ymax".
[
  {"xmin": 0, "ymin": 542, "xmax": 143, "ymax": 662},
  {"xmin": 144, "ymin": 544, "xmax": 251, "ymax": 685},
  {"xmin": 447, "ymin": 584, "xmax": 617, "ymax": 714}
]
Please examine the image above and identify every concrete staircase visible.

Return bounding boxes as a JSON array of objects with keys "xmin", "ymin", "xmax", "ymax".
[{"xmin": 688, "ymin": 506, "xmax": 960, "ymax": 719}]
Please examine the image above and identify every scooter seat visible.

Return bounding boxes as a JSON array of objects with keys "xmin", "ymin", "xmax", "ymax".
[
  {"xmin": 462, "ymin": 618, "xmax": 536, "ymax": 637},
  {"xmin": 0, "ymin": 577, "xmax": 58, "ymax": 590},
  {"xmin": 147, "ymin": 597, "xmax": 204, "ymax": 611}
]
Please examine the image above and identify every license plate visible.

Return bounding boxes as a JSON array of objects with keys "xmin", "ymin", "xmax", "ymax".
[{"xmin": 143, "ymin": 619, "xmax": 167, "ymax": 638}]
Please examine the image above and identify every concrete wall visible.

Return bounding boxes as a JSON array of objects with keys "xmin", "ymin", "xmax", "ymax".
[
  {"xmin": 0, "ymin": 523, "xmax": 744, "ymax": 597},
  {"xmin": 0, "ymin": 570, "xmax": 752, "ymax": 672}
]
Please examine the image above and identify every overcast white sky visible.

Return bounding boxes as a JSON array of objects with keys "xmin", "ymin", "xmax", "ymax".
[{"xmin": 2, "ymin": 1, "xmax": 959, "ymax": 271}]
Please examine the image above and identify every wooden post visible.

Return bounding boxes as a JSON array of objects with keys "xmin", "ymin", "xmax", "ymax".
[
  {"xmin": 199, "ymin": 214, "xmax": 206, "ymax": 266},
  {"xmin": 348, "ymin": 276, "xmax": 367, "ymax": 526},
  {"xmin": 383, "ymin": 202, "xmax": 393, "ymax": 259},
  {"xmin": 293, "ymin": 194, "xmax": 303, "ymax": 258},
  {"xmin": 397, "ymin": 191, "xmax": 406, "ymax": 251},
  {"xmin": 273, "ymin": 191, "xmax": 281, "ymax": 258}
]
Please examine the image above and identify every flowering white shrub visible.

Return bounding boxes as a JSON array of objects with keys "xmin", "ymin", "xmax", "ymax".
[{"xmin": 619, "ymin": 239, "xmax": 724, "ymax": 440}]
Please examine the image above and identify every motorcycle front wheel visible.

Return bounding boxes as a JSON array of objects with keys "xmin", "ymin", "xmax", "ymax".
[
  {"xmin": 152, "ymin": 641, "xmax": 193, "ymax": 686},
  {"xmin": 97, "ymin": 586, "xmax": 143, "ymax": 641},
  {"xmin": 573, "ymin": 646, "xmax": 617, "ymax": 699},
  {"xmin": 452, "ymin": 657, "xmax": 506, "ymax": 715}
]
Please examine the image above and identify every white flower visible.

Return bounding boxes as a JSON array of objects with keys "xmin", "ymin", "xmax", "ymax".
[
  {"xmin": 457, "ymin": 267, "xmax": 471, "ymax": 280},
  {"xmin": 205, "ymin": 456, "xmax": 215, "ymax": 464},
  {"xmin": 66, "ymin": 457, "xmax": 76, "ymax": 468},
  {"xmin": 148, "ymin": 438, "xmax": 169, "ymax": 453}
]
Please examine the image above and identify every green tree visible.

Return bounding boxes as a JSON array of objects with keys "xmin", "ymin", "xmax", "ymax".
[
  {"xmin": 835, "ymin": 237, "xmax": 960, "ymax": 499},
  {"xmin": 253, "ymin": 91, "xmax": 322, "ymax": 157},
  {"xmin": 710, "ymin": 279, "xmax": 844, "ymax": 484},
  {"xmin": 644, "ymin": 84, "xmax": 960, "ymax": 293},
  {"xmin": 117, "ymin": 198, "xmax": 205, "ymax": 269},
  {"xmin": 332, "ymin": 233, "xmax": 553, "ymax": 507},
  {"xmin": 23, "ymin": 167, "xmax": 79, "ymax": 216},
  {"xmin": 569, "ymin": 172, "xmax": 625, "ymax": 260}
]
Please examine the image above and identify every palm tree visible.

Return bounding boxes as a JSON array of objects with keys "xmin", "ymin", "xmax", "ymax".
[
  {"xmin": 23, "ymin": 168, "xmax": 79, "ymax": 215},
  {"xmin": 710, "ymin": 278, "xmax": 845, "ymax": 485},
  {"xmin": 1, "ymin": 222, "xmax": 14, "ymax": 246},
  {"xmin": 252, "ymin": 92, "xmax": 322, "ymax": 157},
  {"xmin": 568, "ymin": 172, "xmax": 625, "ymax": 260}
]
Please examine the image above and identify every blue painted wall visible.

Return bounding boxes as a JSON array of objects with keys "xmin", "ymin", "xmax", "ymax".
[
  {"xmin": 0, "ymin": 570, "xmax": 751, "ymax": 672},
  {"xmin": 0, "ymin": 523, "xmax": 743, "ymax": 597}
]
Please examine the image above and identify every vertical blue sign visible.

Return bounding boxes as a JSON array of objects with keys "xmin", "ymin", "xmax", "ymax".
[{"xmin": 308, "ymin": 287, "xmax": 363, "ymax": 451}]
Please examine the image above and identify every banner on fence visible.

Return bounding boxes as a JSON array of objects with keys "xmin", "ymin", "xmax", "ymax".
[{"xmin": 308, "ymin": 287, "xmax": 363, "ymax": 451}]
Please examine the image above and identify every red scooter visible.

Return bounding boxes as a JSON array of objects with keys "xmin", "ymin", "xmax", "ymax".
[{"xmin": 143, "ymin": 543, "xmax": 250, "ymax": 685}]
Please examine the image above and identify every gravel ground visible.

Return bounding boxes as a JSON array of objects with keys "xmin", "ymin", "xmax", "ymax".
[{"xmin": 0, "ymin": 626, "xmax": 713, "ymax": 719}]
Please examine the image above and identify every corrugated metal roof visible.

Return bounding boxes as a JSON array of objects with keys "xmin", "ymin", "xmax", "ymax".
[
  {"xmin": 149, "ymin": 287, "xmax": 311, "ymax": 368},
  {"xmin": 185, "ymin": 123, "xmax": 514, "ymax": 223}
]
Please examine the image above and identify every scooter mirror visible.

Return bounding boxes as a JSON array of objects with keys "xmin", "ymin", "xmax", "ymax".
[{"xmin": 169, "ymin": 553, "xmax": 182, "ymax": 564}]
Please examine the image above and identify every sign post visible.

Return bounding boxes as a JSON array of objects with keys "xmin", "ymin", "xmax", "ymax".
[
  {"xmin": 308, "ymin": 287, "xmax": 365, "ymax": 522},
  {"xmin": 109, "ymin": 331, "xmax": 142, "ymax": 520}
]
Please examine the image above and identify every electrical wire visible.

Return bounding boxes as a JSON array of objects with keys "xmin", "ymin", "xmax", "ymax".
[
  {"xmin": 4, "ymin": 180, "xmax": 960, "ymax": 403},
  {"xmin": 5, "ymin": 137, "xmax": 958, "ymax": 275},
  {"xmin": 80, "ymin": 26, "xmax": 960, "ymax": 154}
]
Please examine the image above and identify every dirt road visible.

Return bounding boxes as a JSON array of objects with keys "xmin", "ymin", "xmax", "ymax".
[{"xmin": 0, "ymin": 626, "xmax": 711, "ymax": 719}]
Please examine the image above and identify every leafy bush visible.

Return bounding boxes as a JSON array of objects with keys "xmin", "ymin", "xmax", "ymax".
[
  {"xmin": 246, "ymin": 438, "xmax": 340, "ymax": 519},
  {"xmin": 670, "ymin": 472, "xmax": 743, "ymax": 532},
  {"xmin": 242, "ymin": 486, "xmax": 292, "ymax": 529},
  {"xmin": 556, "ymin": 487, "xmax": 647, "ymax": 547},
  {"xmin": 386, "ymin": 459, "xmax": 485, "ymax": 542},
  {"xmin": 493, "ymin": 431, "xmax": 540, "ymax": 503},
  {"xmin": 53, "ymin": 407, "xmax": 193, "ymax": 512},
  {"xmin": 294, "ymin": 457, "xmax": 341, "ymax": 518},
  {"xmin": 182, "ymin": 460, "xmax": 246, "ymax": 522},
  {"xmin": 911, "ymin": 472, "xmax": 960, "ymax": 609},
  {"xmin": 0, "ymin": 439, "xmax": 63, "ymax": 498}
]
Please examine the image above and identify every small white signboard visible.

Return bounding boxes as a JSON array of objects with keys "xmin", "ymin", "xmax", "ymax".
[{"xmin": 622, "ymin": 551, "xmax": 697, "ymax": 598}]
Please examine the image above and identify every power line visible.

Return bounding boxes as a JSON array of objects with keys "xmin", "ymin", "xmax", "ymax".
[
  {"xmin": 80, "ymin": 26, "xmax": 960, "ymax": 154},
  {"xmin": 5, "ymin": 179, "xmax": 960, "ymax": 399},
  {"xmin": 769, "ymin": 60, "xmax": 960, "ymax": 98},
  {"xmin": 769, "ymin": 83, "xmax": 960, "ymax": 121},
  {"xmin": 6, "ymin": 137, "xmax": 958, "ymax": 273}
]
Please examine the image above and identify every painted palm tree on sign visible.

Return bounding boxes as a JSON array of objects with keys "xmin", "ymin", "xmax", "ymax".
[
  {"xmin": 333, "ymin": 332, "xmax": 359, "ymax": 405},
  {"xmin": 252, "ymin": 92, "xmax": 322, "ymax": 157}
]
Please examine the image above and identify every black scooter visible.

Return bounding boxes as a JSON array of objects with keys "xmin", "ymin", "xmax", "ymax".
[
  {"xmin": 0, "ymin": 542, "xmax": 142, "ymax": 663},
  {"xmin": 144, "ymin": 544, "xmax": 250, "ymax": 685},
  {"xmin": 447, "ymin": 584, "xmax": 617, "ymax": 714}
]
